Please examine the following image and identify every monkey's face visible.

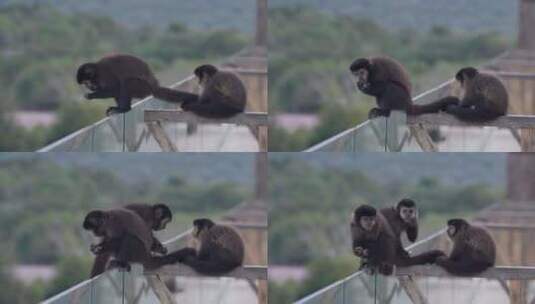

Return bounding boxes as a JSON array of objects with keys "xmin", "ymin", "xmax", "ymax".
[
  {"xmin": 455, "ymin": 67, "xmax": 478, "ymax": 88},
  {"xmin": 399, "ymin": 206, "xmax": 418, "ymax": 225},
  {"xmin": 359, "ymin": 216, "xmax": 376, "ymax": 231},
  {"xmin": 352, "ymin": 69, "xmax": 370, "ymax": 91},
  {"xmin": 197, "ymin": 74, "xmax": 209, "ymax": 90},
  {"xmin": 76, "ymin": 64, "xmax": 99, "ymax": 91},
  {"xmin": 194, "ymin": 64, "xmax": 218, "ymax": 90},
  {"xmin": 83, "ymin": 212, "xmax": 106, "ymax": 237},
  {"xmin": 447, "ymin": 224, "xmax": 457, "ymax": 238},
  {"xmin": 192, "ymin": 218, "xmax": 215, "ymax": 238},
  {"xmin": 153, "ymin": 205, "xmax": 172, "ymax": 231}
]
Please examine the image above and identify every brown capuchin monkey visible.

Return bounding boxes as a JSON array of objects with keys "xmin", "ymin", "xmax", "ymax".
[
  {"xmin": 166, "ymin": 218, "xmax": 245, "ymax": 275},
  {"xmin": 434, "ymin": 67, "xmax": 509, "ymax": 122},
  {"xmin": 351, "ymin": 204, "xmax": 442, "ymax": 275},
  {"xmin": 435, "ymin": 219, "xmax": 496, "ymax": 276},
  {"xmin": 83, "ymin": 208, "xmax": 175, "ymax": 278},
  {"xmin": 151, "ymin": 64, "xmax": 247, "ymax": 119},
  {"xmin": 350, "ymin": 56, "xmax": 457, "ymax": 119},
  {"xmin": 76, "ymin": 54, "xmax": 159, "ymax": 116},
  {"xmin": 88, "ymin": 203, "xmax": 173, "ymax": 277}
]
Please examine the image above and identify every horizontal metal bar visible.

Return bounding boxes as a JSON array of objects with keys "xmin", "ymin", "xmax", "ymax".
[
  {"xmin": 144, "ymin": 265, "xmax": 267, "ymax": 281},
  {"xmin": 144, "ymin": 110, "xmax": 268, "ymax": 126},
  {"xmin": 407, "ymin": 113, "xmax": 535, "ymax": 129},
  {"xmin": 396, "ymin": 265, "xmax": 535, "ymax": 280},
  {"xmin": 304, "ymin": 120, "xmax": 371, "ymax": 152}
]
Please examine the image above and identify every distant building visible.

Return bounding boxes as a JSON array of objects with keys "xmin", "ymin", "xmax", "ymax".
[{"xmin": 12, "ymin": 265, "xmax": 56, "ymax": 285}]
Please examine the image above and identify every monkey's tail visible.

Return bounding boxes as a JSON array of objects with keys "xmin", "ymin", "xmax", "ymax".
[
  {"xmin": 436, "ymin": 259, "xmax": 492, "ymax": 277},
  {"xmin": 152, "ymin": 86, "xmax": 199, "ymax": 105},
  {"xmin": 408, "ymin": 97, "xmax": 460, "ymax": 115},
  {"xmin": 446, "ymin": 105, "xmax": 504, "ymax": 123}
]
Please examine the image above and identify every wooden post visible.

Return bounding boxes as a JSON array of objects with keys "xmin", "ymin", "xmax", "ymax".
[{"xmin": 518, "ymin": 0, "xmax": 535, "ymax": 51}]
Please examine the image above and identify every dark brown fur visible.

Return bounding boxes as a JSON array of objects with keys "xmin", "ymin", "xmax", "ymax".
[
  {"xmin": 166, "ymin": 218, "xmax": 245, "ymax": 275},
  {"xmin": 440, "ymin": 67, "xmax": 509, "ymax": 122},
  {"xmin": 152, "ymin": 65, "xmax": 247, "ymax": 119},
  {"xmin": 380, "ymin": 198, "xmax": 419, "ymax": 257},
  {"xmin": 351, "ymin": 204, "xmax": 442, "ymax": 275},
  {"xmin": 436, "ymin": 219, "xmax": 496, "ymax": 276},
  {"xmin": 83, "ymin": 208, "xmax": 174, "ymax": 278},
  {"xmin": 89, "ymin": 203, "xmax": 172, "ymax": 277},
  {"xmin": 76, "ymin": 54, "xmax": 159, "ymax": 116},
  {"xmin": 350, "ymin": 56, "xmax": 457, "ymax": 118}
]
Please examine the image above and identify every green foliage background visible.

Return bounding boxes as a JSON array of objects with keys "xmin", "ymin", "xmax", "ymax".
[{"xmin": 0, "ymin": 4, "xmax": 249, "ymax": 151}]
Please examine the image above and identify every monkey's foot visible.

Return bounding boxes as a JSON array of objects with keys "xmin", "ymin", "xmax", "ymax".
[
  {"xmin": 106, "ymin": 107, "xmax": 130, "ymax": 116},
  {"xmin": 379, "ymin": 263, "xmax": 394, "ymax": 275},
  {"xmin": 108, "ymin": 260, "xmax": 132, "ymax": 272},
  {"xmin": 368, "ymin": 108, "xmax": 390, "ymax": 119}
]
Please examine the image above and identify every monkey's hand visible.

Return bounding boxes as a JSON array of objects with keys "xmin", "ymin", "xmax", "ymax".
[
  {"xmin": 152, "ymin": 243, "xmax": 168, "ymax": 255},
  {"xmin": 90, "ymin": 243, "xmax": 104, "ymax": 255},
  {"xmin": 357, "ymin": 81, "xmax": 370, "ymax": 91},
  {"xmin": 353, "ymin": 246, "xmax": 367, "ymax": 257}
]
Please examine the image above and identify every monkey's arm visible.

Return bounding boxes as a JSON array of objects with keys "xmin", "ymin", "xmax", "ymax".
[
  {"xmin": 86, "ymin": 89, "xmax": 115, "ymax": 100},
  {"xmin": 459, "ymin": 92, "xmax": 487, "ymax": 108},
  {"xmin": 107, "ymin": 83, "xmax": 132, "ymax": 115},
  {"xmin": 90, "ymin": 252, "xmax": 112, "ymax": 278},
  {"xmin": 448, "ymin": 243, "xmax": 467, "ymax": 262},
  {"xmin": 151, "ymin": 237, "xmax": 167, "ymax": 254},
  {"xmin": 406, "ymin": 224, "xmax": 418, "ymax": 243},
  {"xmin": 91, "ymin": 238, "xmax": 121, "ymax": 255},
  {"xmin": 358, "ymin": 81, "xmax": 388, "ymax": 97}
]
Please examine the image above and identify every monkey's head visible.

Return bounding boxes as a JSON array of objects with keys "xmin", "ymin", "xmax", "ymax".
[
  {"xmin": 194, "ymin": 64, "xmax": 218, "ymax": 88},
  {"xmin": 83, "ymin": 210, "xmax": 107, "ymax": 237},
  {"xmin": 446, "ymin": 218, "xmax": 469, "ymax": 239},
  {"xmin": 192, "ymin": 218, "xmax": 215, "ymax": 238},
  {"xmin": 353, "ymin": 205, "xmax": 377, "ymax": 232},
  {"xmin": 397, "ymin": 198, "xmax": 418, "ymax": 225},
  {"xmin": 76, "ymin": 63, "xmax": 99, "ymax": 91},
  {"xmin": 349, "ymin": 58, "xmax": 371, "ymax": 91},
  {"xmin": 153, "ymin": 204, "xmax": 172, "ymax": 231},
  {"xmin": 455, "ymin": 67, "xmax": 478, "ymax": 87}
]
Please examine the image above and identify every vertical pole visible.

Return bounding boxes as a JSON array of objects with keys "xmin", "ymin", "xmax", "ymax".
[{"xmin": 255, "ymin": 0, "xmax": 268, "ymax": 48}]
